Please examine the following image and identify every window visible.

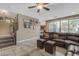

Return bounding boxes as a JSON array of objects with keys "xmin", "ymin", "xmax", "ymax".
[
  {"xmin": 69, "ymin": 19, "xmax": 79, "ymax": 33},
  {"xmin": 61, "ymin": 20, "xmax": 68, "ymax": 33},
  {"xmin": 48, "ymin": 17, "xmax": 79, "ymax": 33},
  {"xmin": 23, "ymin": 19, "xmax": 32, "ymax": 28},
  {"xmin": 48, "ymin": 22, "xmax": 53, "ymax": 32},
  {"xmin": 48, "ymin": 21, "xmax": 60, "ymax": 32}
]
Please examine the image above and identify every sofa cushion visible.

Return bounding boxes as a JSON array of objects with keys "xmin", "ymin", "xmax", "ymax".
[
  {"xmin": 49, "ymin": 34, "xmax": 53, "ymax": 39},
  {"xmin": 38, "ymin": 39, "xmax": 46, "ymax": 42},
  {"xmin": 59, "ymin": 36, "xmax": 66, "ymax": 40},
  {"xmin": 58, "ymin": 33, "xmax": 66, "ymax": 36},
  {"xmin": 67, "ymin": 36, "xmax": 79, "ymax": 43},
  {"xmin": 65, "ymin": 40, "xmax": 79, "ymax": 45},
  {"xmin": 53, "ymin": 34, "xmax": 59, "ymax": 39},
  {"xmin": 53, "ymin": 39, "xmax": 65, "ymax": 43}
]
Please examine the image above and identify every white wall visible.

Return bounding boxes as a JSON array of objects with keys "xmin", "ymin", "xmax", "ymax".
[
  {"xmin": 0, "ymin": 10, "xmax": 40, "ymax": 43},
  {"xmin": 16, "ymin": 14, "xmax": 40, "ymax": 43}
]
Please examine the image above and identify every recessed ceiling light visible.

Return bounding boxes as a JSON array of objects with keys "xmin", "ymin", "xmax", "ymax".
[{"xmin": 36, "ymin": 5, "xmax": 43, "ymax": 9}]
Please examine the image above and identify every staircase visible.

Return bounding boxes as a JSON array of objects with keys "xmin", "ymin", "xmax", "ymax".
[{"xmin": 0, "ymin": 37, "xmax": 16, "ymax": 48}]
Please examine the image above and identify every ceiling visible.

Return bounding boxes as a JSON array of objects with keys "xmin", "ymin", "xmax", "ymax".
[
  {"xmin": 0, "ymin": 3, "xmax": 59, "ymax": 22},
  {"xmin": 0, "ymin": 3, "xmax": 79, "ymax": 22}
]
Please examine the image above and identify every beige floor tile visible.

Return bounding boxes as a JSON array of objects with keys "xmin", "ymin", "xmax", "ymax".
[
  {"xmin": 29, "ymin": 53, "xmax": 42, "ymax": 56},
  {"xmin": 23, "ymin": 43, "xmax": 36, "ymax": 48},
  {"xmin": 1, "ymin": 48, "xmax": 15, "ymax": 56},
  {"xmin": 39, "ymin": 50, "xmax": 53, "ymax": 56},
  {"xmin": 13, "ymin": 46, "xmax": 25, "ymax": 56},
  {"xmin": 28, "ymin": 48, "xmax": 51, "ymax": 56},
  {"xmin": 0, "ymin": 49, "xmax": 2, "ymax": 56},
  {"xmin": 26, "ymin": 49, "xmax": 41, "ymax": 56},
  {"xmin": 22, "ymin": 47, "xmax": 38, "ymax": 55},
  {"xmin": 56, "ymin": 46, "xmax": 66, "ymax": 56},
  {"xmin": 15, "ymin": 51, "xmax": 28, "ymax": 56},
  {"xmin": 1, "ymin": 46, "xmax": 12, "ymax": 50}
]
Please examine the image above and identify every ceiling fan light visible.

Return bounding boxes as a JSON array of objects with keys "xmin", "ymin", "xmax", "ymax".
[
  {"xmin": 44, "ymin": 5, "xmax": 48, "ymax": 7},
  {"xmin": 37, "ymin": 5, "xmax": 43, "ymax": 9}
]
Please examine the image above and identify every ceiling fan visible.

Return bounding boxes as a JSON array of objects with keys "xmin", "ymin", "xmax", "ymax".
[{"xmin": 28, "ymin": 3, "xmax": 50, "ymax": 13}]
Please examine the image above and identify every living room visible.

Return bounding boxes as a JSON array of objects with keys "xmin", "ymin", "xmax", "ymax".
[{"xmin": 0, "ymin": 0, "xmax": 79, "ymax": 58}]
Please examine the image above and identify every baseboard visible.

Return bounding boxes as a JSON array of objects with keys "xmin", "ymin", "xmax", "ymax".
[{"xmin": 17, "ymin": 37, "xmax": 39, "ymax": 44}]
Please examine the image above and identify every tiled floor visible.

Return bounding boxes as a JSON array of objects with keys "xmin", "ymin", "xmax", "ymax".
[{"xmin": 0, "ymin": 39, "xmax": 66, "ymax": 56}]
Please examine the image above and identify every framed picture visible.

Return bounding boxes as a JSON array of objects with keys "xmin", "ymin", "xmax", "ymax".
[{"xmin": 23, "ymin": 19, "xmax": 32, "ymax": 28}]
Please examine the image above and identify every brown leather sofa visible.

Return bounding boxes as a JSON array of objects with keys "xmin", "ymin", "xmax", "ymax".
[
  {"xmin": 38, "ymin": 32, "xmax": 79, "ymax": 55},
  {"xmin": 46, "ymin": 32, "xmax": 79, "ymax": 49},
  {"xmin": 39, "ymin": 32, "xmax": 79, "ymax": 48}
]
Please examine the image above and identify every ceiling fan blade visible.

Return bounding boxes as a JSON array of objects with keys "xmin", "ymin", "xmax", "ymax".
[
  {"xmin": 43, "ymin": 7, "xmax": 50, "ymax": 11},
  {"xmin": 37, "ymin": 9, "xmax": 40, "ymax": 13},
  {"xmin": 28, "ymin": 6, "xmax": 36, "ymax": 8},
  {"xmin": 43, "ymin": 3, "xmax": 48, "ymax": 5}
]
